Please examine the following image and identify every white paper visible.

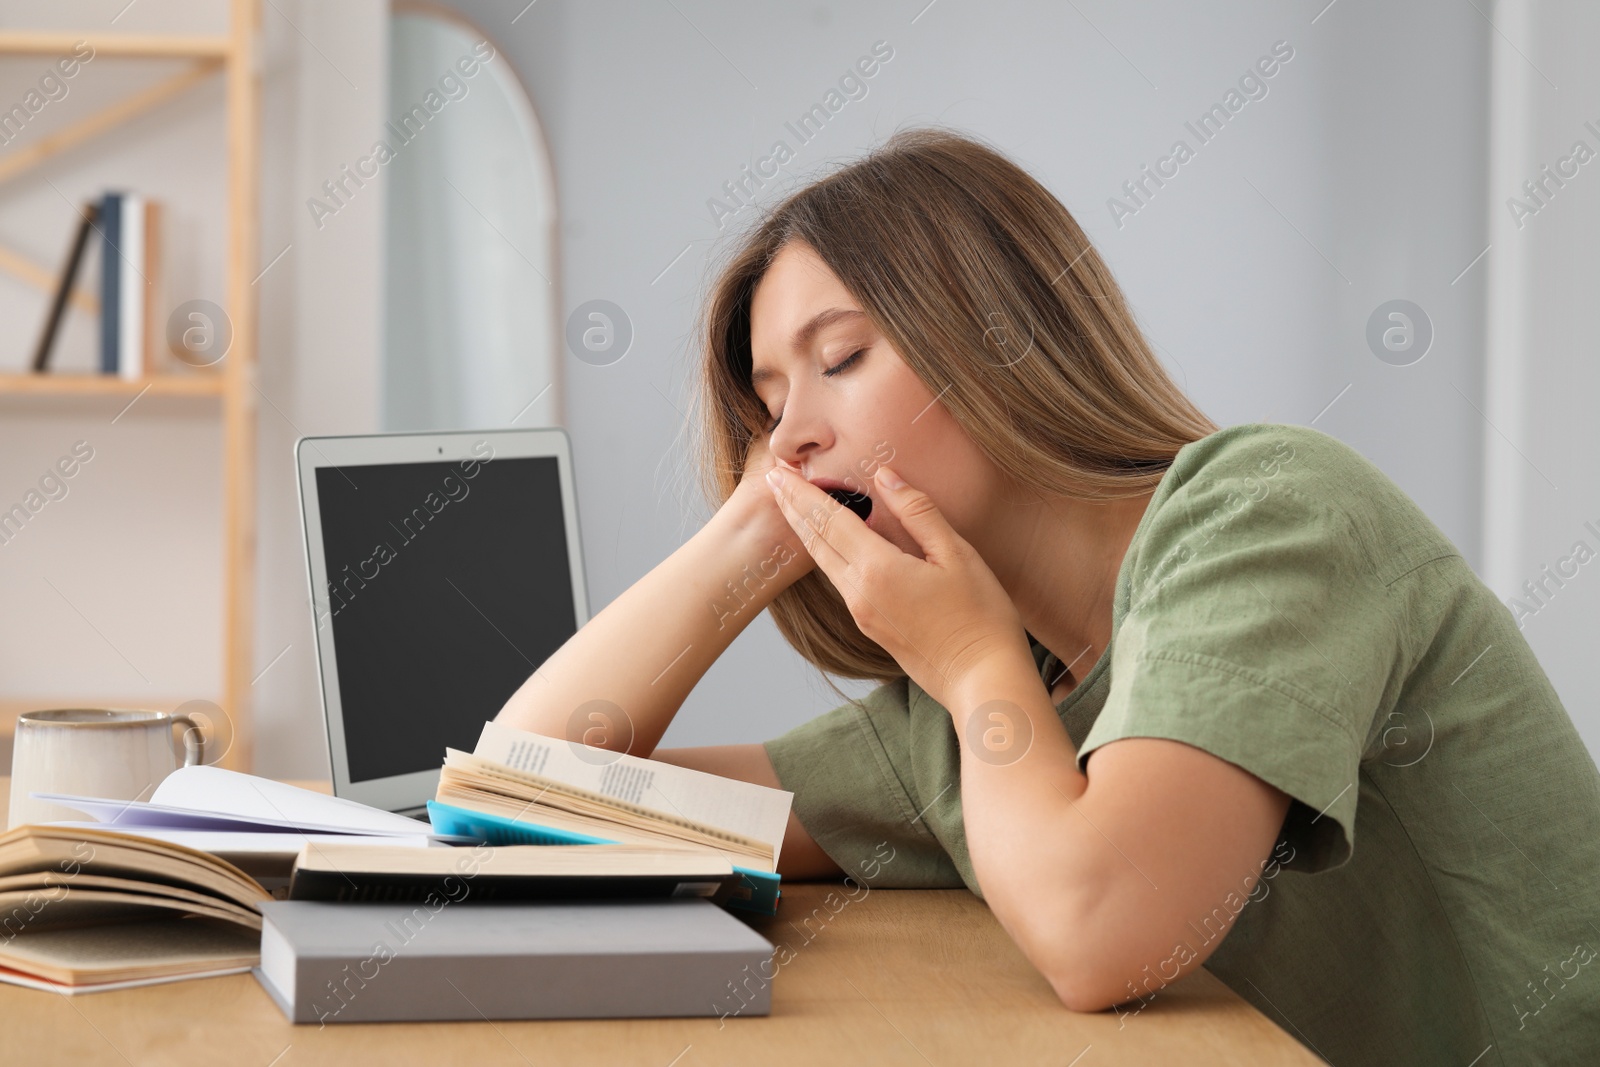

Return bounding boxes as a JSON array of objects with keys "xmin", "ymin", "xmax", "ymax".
[
  {"xmin": 0, "ymin": 964, "xmax": 252, "ymax": 995},
  {"xmin": 157, "ymin": 767, "xmax": 436, "ymax": 835},
  {"xmin": 36, "ymin": 766, "xmax": 450, "ymax": 839},
  {"xmin": 43, "ymin": 824, "xmax": 440, "ymax": 856},
  {"xmin": 472, "ymin": 720, "xmax": 794, "ymax": 864}
]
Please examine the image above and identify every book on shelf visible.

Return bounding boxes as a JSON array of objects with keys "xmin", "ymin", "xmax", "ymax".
[
  {"xmin": 427, "ymin": 720, "xmax": 795, "ymax": 915},
  {"xmin": 97, "ymin": 191, "xmax": 119, "ymax": 375},
  {"xmin": 95, "ymin": 190, "xmax": 162, "ymax": 379},
  {"xmin": 141, "ymin": 197, "xmax": 164, "ymax": 375},
  {"xmin": 29, "ymin": 202, "xmax": 98, "ymax": 373}
]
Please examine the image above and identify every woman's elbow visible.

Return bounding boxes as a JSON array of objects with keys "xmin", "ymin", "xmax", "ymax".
[
  {"xmin": 1045, "ymin": 963, "xmax": 1136, "ymax": 1014},
  {"xmin": 999, "ymin": 884, "xmax": 1134, "ymax": 1010},
  {"xmin": 1037, "ymin": 922, "xmax": 1195, "ymax": 1014},
  {"xmin": 1008, "ymin": 909, "xmax": 1129, "ymax": 1012},
  {"xmin": 1023, "ymin": 902, "xmax": 1158, "ymax": 1014}
]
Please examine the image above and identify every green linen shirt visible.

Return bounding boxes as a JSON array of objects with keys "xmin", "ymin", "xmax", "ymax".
[{"xmin": 764, "ymin": 422, "xmax": 1600, "ymax": 1066}]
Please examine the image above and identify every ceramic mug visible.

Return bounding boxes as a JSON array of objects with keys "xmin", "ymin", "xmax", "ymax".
[{"xmin": 7, "ymin": 709, "xmax": 207, "ymax": 830}]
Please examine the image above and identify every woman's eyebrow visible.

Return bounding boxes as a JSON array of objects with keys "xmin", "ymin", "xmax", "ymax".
[
  {"xmin": 751, "ymin": 307, "xmax": 867, "ymax": 385},
  {"xmin": 791, "ymin": 307, "xmax": 866, "ymax": 351}
]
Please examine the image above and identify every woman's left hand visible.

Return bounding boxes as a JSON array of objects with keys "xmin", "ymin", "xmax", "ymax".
[{"xmin": 765, "ymin": 464, "xmax": 1031, "ymax": 710}]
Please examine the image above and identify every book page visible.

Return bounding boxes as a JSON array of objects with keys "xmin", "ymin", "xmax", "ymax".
[
  {"xmin": 0, "ymin": 889, "xmax": 257, "ymax": 930},
  {"xmin": 0, "ymin": 916, "xmax": 259, "ymax": 985},
  {"xmin": 41, "ymin": 768, "xmax": 440, "ymax": 839},
  {"xmin": 0, "ymin": 962, "xmax": 253, "ymax": 996},
  {"xmin": 0, "ymin": 872, "xmax": 262, "ymax": 920},
  {"xmin": 44, "ymin": 825, "xmax": 439, "ymax": 857},
  {"xmin": 473, "ymin": 721, "xmax": 794, "ymax": 865},
  {"xmin": 0, "ymin": 826, "xmax": 267, "ymax": 908}
]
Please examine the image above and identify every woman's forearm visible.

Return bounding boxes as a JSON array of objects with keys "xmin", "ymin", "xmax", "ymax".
[
  {"xmin": 495, "ymin": 498, "xmax": 808, "ymax": 755},
  {"xmin": 946, "ymin": 652, "xmax": 1288, "ymax": 1013}
]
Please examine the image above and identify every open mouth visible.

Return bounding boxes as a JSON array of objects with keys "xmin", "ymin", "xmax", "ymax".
[{"xmin": 825, "ymin": 487, "xmax": 873, "ymax": 521}]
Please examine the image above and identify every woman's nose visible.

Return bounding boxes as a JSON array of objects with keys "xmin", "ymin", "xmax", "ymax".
[{"xmin": 770, "ymin": 399, "xmax": 830, "ymax": 463}]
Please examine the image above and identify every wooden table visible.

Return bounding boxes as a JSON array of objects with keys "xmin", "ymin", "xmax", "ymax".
[{"xmin": 0, "ymin": 779, "xmax": 1321, "ymax": 1065}]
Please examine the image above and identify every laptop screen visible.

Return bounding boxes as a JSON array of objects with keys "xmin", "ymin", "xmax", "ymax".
[{"xmin": 312, "ymin": 453, "xmax": 578, "ymax": 783}]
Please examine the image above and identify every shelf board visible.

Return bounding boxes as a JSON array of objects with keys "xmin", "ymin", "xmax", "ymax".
[
  {"xmin": 0, "ymin": 373, "xmax": 225, "ymax": 396},
  {"xmin": 0, "ymin": 32, "xmax": 231, "ymax": 59}
]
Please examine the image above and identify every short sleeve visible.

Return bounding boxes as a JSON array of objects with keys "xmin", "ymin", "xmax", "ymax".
[
  {"xmin": 763, "ymin": 678, "xmax": 967, "ymax": 888},
  {"xmin": 1080, "ymin": 455, "xmax": 1400, "ymax": 873}
]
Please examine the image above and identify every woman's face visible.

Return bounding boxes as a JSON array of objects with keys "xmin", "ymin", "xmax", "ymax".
[{"xmin": 748, "ymin": 240, "xmax": 1004, "ymax": 560}]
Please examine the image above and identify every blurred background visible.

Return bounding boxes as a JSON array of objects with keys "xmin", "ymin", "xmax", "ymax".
[{"xmin": 0, "ymin": 0, "xmax": 1593, "ymax": 778}]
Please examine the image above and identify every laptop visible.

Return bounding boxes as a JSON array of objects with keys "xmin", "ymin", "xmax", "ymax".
[{"xmin": 295, "ymin": 428, "xmax": 590, "ymax": 817}]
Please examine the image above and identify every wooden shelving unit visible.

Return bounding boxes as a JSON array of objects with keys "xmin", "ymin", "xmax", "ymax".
[
  {"xmin": 0, "ymin": 372, "xmax": 225, "ymax": 396},
  {"xmin": 0, "ymin": 32, "xmax": 232, "ymax": 58},
  {"xmin": 0, "ymin": 1, "xmax": 261, "ymax": 770}
]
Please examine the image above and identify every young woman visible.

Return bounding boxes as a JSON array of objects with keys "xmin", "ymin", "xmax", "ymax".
[{"xmin": 497, "ymin": 128, "xmax": 1600, "ymax": 1064}]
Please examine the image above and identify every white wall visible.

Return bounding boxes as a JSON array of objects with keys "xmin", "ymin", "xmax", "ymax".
[
  {"xmin": 251, "ymin": 2, "xmax": 388, "ymax": 777},
  {"xmin": 1483, "ymin": 0, "xmax": 1600, "ymax": 756}
]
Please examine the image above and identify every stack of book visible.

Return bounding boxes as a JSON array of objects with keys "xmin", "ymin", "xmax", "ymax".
[
  {"xmin": 31, "ymin": 190, "xmax": 162, "ymax": 378},
  {"xmin": 429, "ymin": 719, "xmax": 791, "ymax": 914},
  {"xmin": 3, "ymin": 721, "xmax": 790, "ymax": 1021}
]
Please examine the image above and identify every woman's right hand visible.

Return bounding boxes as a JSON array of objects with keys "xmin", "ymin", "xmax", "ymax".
[{"xmin": 725, "ymin": 431, "xmax": 816, "ymax": 583}]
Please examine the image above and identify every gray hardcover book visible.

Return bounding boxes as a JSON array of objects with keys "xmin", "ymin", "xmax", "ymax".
[{"xmin": 254, "ymin": 898, "xmax": 774, "ymax": 1024}]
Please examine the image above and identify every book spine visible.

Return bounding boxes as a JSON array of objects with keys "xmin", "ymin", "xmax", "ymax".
[
  {"xmin": 98, "ymin": 192, "xmax": 121, "ymax": 376},
  {"xmin": 288, "ymin": 869, "xmax": 733, "ymax": 904},
  {"xmin": 282, "ymin": 941, "xmax": 771, "ymax": 1023},
  {"xmin": 118, "ymin": 193, "xmax": 143, "ymax": 381},
  {"xmin": 143, "ymin": 198, "xmax": 161, "ymax": 374},
  {"xmin": 30, "ymin": 202, "xmax": 97, "ymax": 373}
]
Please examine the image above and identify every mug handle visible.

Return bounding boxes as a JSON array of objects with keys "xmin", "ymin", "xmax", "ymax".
[{"xmin": 170, "ymin": 715, "xmax": 207, "ymax": 767}]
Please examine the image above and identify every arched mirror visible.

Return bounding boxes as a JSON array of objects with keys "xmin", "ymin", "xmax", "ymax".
[{"xmin": 383, "ymin": 2, "xmax": 561, "ymax": 431}]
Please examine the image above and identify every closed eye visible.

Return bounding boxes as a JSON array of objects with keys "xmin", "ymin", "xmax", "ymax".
[
  {"xmin": 764, "ymin": 348, "xmax": 867, "ymax": 433},
  {"xmin": 824, "ymin": 348, "xmax": 867, "ymax": 379}
]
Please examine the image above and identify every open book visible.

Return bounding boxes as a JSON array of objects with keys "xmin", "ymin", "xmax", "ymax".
[
  {"xmin": 39, "ymin": 765, "xmax": 447, "ymax": 891},
  {"xmin": 428, "ymin": 721, "xmax": 795, "ymax": 914},
  {"xmin": 11, "ymin": 769, "xmax": 448, "ymax": 994},
  {"xmin": 0, "ymin": 825, "xmax": 269, "ymax": 994}
]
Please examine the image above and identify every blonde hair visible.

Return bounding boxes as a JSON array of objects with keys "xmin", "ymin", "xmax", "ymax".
[{"xmin": 694, "ymin": 126, "xmax": 1216, "ymax": 685}]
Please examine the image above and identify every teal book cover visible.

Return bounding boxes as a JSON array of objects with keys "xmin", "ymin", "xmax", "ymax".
[{"xmin": 426, "ymin": 801, "xmax": 782, "ymax": 915}]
